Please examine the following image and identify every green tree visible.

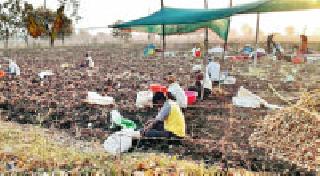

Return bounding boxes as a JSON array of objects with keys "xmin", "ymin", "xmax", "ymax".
[
  {"xmin": 0, "ymin": 0, "xmax": 80, "ymax": 48},
  {"xmin": 25, "ymin": 5, "xmax": 74, "ymax": 47},
  {"xmin": 0, "ymin": 0, "xmax": 26, "ymax": 50}
]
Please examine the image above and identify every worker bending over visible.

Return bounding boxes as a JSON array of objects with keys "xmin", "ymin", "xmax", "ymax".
[{"xmin": 142, "ymin": 92, "xmax": 186, "ymax": 139}]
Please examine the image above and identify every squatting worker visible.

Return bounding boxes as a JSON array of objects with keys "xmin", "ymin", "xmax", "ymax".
[{"xmin": 142, "ymin": 92, "xmax": 186, "ymax": 138}]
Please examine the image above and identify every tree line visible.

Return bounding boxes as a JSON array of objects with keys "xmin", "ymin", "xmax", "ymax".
[{"xmin": 0, "ymin": 0, "xmax": 80, "ymax": 48}]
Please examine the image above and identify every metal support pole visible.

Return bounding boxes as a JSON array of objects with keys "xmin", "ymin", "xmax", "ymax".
[
  {"xmin": 222, "ymin": 0, "xmax": 232, "ymax": 60},
  {"xmin": 161, "ymin": 0, "xmax": 166, "ymax": 79},
  {"xmin": 220, "ymin": 0, "xmax": 232, "ymax": 89},
  {"xmin": 254, "ymin": 13, "xmax": 260, "ymax": 67},
  {"xmin": 148, "ymin": 8, "xmax": 151, "ymax": 43},
  {"xmin": 162, "ymin": 25, "xmax": 165, "ymax": 60},
  {"xmin": 44, "ymin": 0, "xmax": 46, "ymax": 9},
  {"xmin": 201, "ymin": 0, "xmax": 209, "ymax": 100},
  {"xmin": 4, "ymin": 28, "xmax": 9, "ymax": 56},
  {"xmin": 203, "ymin": 0, "xmax": 208, "ymax": 57}
]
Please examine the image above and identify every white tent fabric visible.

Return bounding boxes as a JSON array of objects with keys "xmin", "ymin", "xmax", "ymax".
[
  {"xmin": 232, "ymin": 86, "xmax": 282, "ymax": 109},
  {"xmin": 86, "ymin": 91, "xmax": 114, "ymax": 105},
  {"xmin": 38, "ymin": 70, "xmax": 54, "ymax": 79}
]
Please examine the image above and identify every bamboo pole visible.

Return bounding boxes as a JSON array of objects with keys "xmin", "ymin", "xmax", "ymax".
[
  {"xmin": 161, "ymin": 0, "xmax": 165, "ymax": 77},
  {"xmin": 254, "ymin": 13, "xmax": 260, "ymax": 67},
  {"xmin": 4, "ymin": 28, "xmax": 9, "ymax": 56},
  {"xmin": 222, "ymin": 0, "xmax": 233, "ymax": 60},
  {"xmin": 201, "ymin": 0, "xmax": 209, "ymax": 100},
  {"xmin": 220, "ymin": 0, "xmax": 233, "ymax": 89},
  {"xmin": 148, "ymin": 8, "xmax": 151, "ymax": 43}
]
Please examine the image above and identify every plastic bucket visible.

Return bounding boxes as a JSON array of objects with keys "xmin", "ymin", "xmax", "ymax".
[
  {"xmin": 149, "ymin": 84, "xmax": 162, "ymax": 92},
  {"xmin": 185, "ymin": 91, "xmax": 197, "ymax": 105},
  {"xmin": 160, "ymin": 86, "xmax": 168, "ymax": 94},
  {"xmin": 195, "ymin": 50, "xmax": 201, "ymax": 58},
  {"xmin": 292, "ymin": 57, "xmax": 304, "ymax": 64},
  {"xmin": 0, "ymin": 70, "xmax": 6, "ymax": 78}
]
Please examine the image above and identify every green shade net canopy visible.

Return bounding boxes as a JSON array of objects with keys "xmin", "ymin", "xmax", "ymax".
[
  {"xmin": 245, "ymin": 0, "xmax": 320, "ymax": 13},
  {"xmin": 111, "ymin": 0, "xmax": 268, "ymax": 41},
  {"xmin": 133, "ymin": 19, "xmax": 230, "ymax": 41},
  {"xmin": 111, "ymin": 0, "xmax": 320, "ymax": 41},
  {"xmin": 112, "ymin": 1, "xmax": 267, "ymax": 27}
]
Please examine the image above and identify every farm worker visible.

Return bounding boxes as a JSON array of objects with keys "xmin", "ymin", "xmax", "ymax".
[
  {"xmin": 192, "ymin": 47, "xmax": 196, "ymax": 57},
  {"xmin": 188, "ymin": 67, "xmax": 211, "ymax": 100},
  {"xmin": 142, "ymin": 92, "xmax": 186, "ymax": 138},
  {"xmin": 84, "ymin": 52, "xmax": 94, "ymax": 68},
  {"xmin": 167, "ymin": 74, "xmax": 187, "ymax": 108},
  {"xmin": 267, "ymin": 34, "xmax": 276, "ymax": 54},
  {"xmin": 207, "ymin": 57, "xmax": 220, "ymax": 83},
  {"xmin": 8, "ymin": 60, "xmax": 20, "ymax": 76}
]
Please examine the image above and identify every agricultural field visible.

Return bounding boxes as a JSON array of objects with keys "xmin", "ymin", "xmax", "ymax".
[{"xmin": 0, "ymin": 44, "xmax": 319, "ymax": 175}]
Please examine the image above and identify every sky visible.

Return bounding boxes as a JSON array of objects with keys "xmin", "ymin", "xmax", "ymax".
[{"xmin": 24, "ymin": 0, "xmax": 320, "ymax": 36}]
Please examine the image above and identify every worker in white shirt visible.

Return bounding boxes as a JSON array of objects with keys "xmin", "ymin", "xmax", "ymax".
[
  {"xmin": 8, "ymin": 60, "xmax": 20, "ymax": 76},
  {"xmin": 84, "ymin": 53, "xmax": 94, "ymax": 68},
  {"xmin": 192, "ymin": 47, "xmax": 196, "ymax": 57},
  {"xmin": 207, "ymin": 58, "xmax": 220, "ymax": 84}
]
